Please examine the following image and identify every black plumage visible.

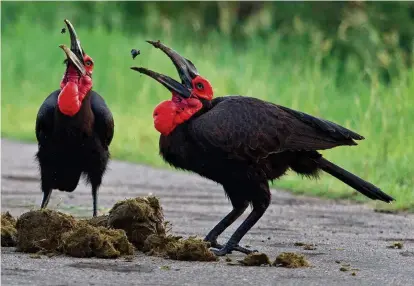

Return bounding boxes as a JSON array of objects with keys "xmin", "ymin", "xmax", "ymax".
[
  {"xmin": 35, "ymin": 19, "xmax": 114, "ymax": 217},
  {"xmin": 35, "ymin": 90, "xmax": 114, "ymax": 217},
  {"xmin": 132, "ymin": 40, "xmax": 394, "ymax": 256},
  {"xmin": 159, "ymin": 96, "xmax": 393, "ymax": 255}
]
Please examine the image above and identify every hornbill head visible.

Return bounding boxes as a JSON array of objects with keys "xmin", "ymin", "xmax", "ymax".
[
  {"xmin": 131, "ymin": 40, "xmax": 213, "ymax": 101},
  {"xmin": 131, "ymin": 41, "xmax": 214, "ymax": 135},
  {"xmin": 58, "ymin": 19, "xmax": 94, "ymax": 116},
  {"xmin": 59, "ymin": 19, "xmax": 94, "ymax": 82}
]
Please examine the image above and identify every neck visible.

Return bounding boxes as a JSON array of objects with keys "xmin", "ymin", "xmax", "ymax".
[
  {"xmin": 153, "ymin": 96, "xmax": 204, "ymax": 136},
  {"xmin": 58, "ymin": 66, "xmax": 92, "ymax": 116},
  {"xmin": 174, "ymin": 97, "xmax": 204, "ymax": 124}
]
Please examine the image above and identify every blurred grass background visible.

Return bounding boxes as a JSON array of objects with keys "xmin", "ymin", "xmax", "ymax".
[{"xmin": 1, "ymin": 2, "xmax": 413, "ymax": 211}]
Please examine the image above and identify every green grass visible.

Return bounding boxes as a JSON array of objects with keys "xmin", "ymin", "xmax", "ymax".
[{"xmin": 2, "ymin": 18, "xmax": 414, "ymax": 212}]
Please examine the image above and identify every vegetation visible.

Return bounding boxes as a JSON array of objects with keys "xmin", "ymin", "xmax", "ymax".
[{"xmin": 1, "ymin": 2, "xmax": 413, "ymax": 211}]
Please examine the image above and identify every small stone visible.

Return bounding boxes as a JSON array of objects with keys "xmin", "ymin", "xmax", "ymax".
[{"xmin": 160, "ymin": 265, "xmax": 171, "ymax": 270}]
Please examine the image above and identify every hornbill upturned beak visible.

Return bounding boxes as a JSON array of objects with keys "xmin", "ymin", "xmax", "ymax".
[
  {"xmin": 131, "ymin": 40, "xmax": 199, "ymax": 98},
  {"xmin": 131, "ymin": 67, "xmax": 191, "ymax": 98},
  {"xmin": 145, "ymin": 40, "xmax": 198, "ymax": 89},
  {"xmin": 59, "ymin": 19, "xmax": 86, "ymax": 76}
]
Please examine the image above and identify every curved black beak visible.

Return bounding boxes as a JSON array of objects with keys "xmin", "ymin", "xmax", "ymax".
[
  {"xmin": 145, "ymin": 40, "xmax": 198, "ymax": 89},
  {"xmin": 59, "ymin": 19, "xmax": 86, "ymax": 76},
  {"xmin": 131, "ymin": 67, "xmax": 191, "ymax": 98},
  {"xmin": 131, "ymin": 40, "xmax": 200, "ymax": 98}
]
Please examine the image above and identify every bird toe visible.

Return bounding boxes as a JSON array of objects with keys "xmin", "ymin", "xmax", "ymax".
[{"xmin": 210, "ymin": 247, "xmax": 231, "ymax": 256}]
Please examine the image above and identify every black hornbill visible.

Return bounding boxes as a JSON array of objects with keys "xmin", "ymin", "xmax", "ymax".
[
  {"xmin": 35, "ymin": 19, "xmax": 114, "ymax": 217},
  {"xmin": 131, "ymin": 40, "xmax": 394, "ymax": 256}
]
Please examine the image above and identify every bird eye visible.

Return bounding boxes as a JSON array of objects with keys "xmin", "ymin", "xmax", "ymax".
[
  {"xmin": 196, "ymin": 82, "xmax": 204, "ymax": 90},
  {"xmin": 85, "ymin": 60, "xmax": 92, "ymax": 66}
]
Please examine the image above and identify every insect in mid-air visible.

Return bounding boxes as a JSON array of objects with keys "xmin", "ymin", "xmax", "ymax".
[{"xmin": 131, "ymin": 49, "xmax": 140, "ymax": 59}]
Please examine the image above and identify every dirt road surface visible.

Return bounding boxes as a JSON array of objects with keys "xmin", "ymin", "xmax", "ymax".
[{"xmin": 1, "ymin": 139, "xmax": 414, "ymax": 286}]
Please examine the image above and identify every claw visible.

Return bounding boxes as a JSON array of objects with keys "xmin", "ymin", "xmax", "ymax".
[
  {"xmin": 207, "ymin": 241, "xmax": 232, "ymax": 254},
  {"xmin": 210, "ymin": 244, "xmax": 258, "ymax": 256},
  {"xmin": 205, "ymin": 238, "xmax": 258, "ymax": 255},
  {"xmin": 210, "ymin": 246, "xmax": 232, "ymax": 256}
]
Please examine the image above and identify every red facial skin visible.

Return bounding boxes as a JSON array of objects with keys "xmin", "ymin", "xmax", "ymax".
[
  {"xmin": 153, "ymin": 75, "xmax": 213, "ymax": 136},
  {"xmin": 58, "ymin": 55, "xmax": 94, "ymax": 116}
]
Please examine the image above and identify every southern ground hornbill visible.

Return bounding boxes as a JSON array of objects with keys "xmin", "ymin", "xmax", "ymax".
[
  {"xmin": 131, "ymin": 40, "xmax": 394, "ymax": 256},
  {"xmin": 35, "ymin": 20, "xmax": 114, "ymax": 217}
]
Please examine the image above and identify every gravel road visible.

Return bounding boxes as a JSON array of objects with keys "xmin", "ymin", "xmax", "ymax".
[{"xmin": 1, "ymin": 139, "xmax": 414, "ymax": 286}]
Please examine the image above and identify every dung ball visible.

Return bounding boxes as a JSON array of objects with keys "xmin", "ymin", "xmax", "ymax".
[
  {"xmin": 108, "ymin": 196, "xmax": 165, "ymax": 250},
  {"xmin": 1, "ymin": 212, "xmax": 17, "ymax": 247},
  {"xmin": 16, "ymin": 209, "xmax": 76, "ymax": 253},
  {"xmin": 273, "ymin": 252, "xmax": 310, "ymax": 268},
  {"xmin": 61, "ymin": 222, "xmax": 134, "ymax": 258},
  {"xmin": 166, "ymin": 236, "xmax": 217, "ymax": 262}
]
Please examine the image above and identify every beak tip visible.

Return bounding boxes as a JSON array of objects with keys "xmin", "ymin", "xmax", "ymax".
[
  {"xmin": 130, "ymin": 67, "xmax": 143, "ymax": 73},
  {"xmin": 146, "ymin": 40, "xmax": 161, "ymax": 48}
]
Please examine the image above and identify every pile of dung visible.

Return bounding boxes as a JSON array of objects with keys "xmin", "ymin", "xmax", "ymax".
[
  {"xmin": 143, "ymin": 234, "xmax": 217, "ymax": 262},
  {"xmin": 61, "ymin": 222, "xmax": 134, "ymax": 258},
  {"xmin": 1, "ymin": 212, "xmax": 17, "ymax": 247},
  {"xmin": 84, "ymin": 215, "xmax": 109, "ymax": 227},
  {"xmin": 273, "ymin": 252, "xmax": 310, "ymax": 268},
  {"xmin": 142, "ymin": 233, "xmax": 181, "ymax": 256},
  {"xmin": 294, "ymin": 242, "xmax": 316, "ymax": 250},
  {"xmin": 15, "ymin": 209, "xmax": 76, "ymax": 253},
  {"xmin": 239, "ymin": 253, "xmax": 271, "ymax": 266},
  {"xmin": 165, "ymin": 236, "xmax": 217, "ymax": 262},
  {"xmin": 107, "ymin": 196, "xmax": 165, "ymax": 250}
]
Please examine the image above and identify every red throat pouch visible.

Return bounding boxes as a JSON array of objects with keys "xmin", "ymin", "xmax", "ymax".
[
  {"xmin": 58, "ymin": 65, "xmax": 93, "ymax": 116},
  {"xmin": 153, "ymin": 97, "xmax": 203, "ymax": 135},
  {"xmin": 153, "ymin": 100, "xmax": 178, "ymax": 135}
]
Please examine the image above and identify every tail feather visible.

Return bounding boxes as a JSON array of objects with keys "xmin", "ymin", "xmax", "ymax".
[{"xmin": 316, "ymin": 157, "xmax": 394, "ymax": 203}]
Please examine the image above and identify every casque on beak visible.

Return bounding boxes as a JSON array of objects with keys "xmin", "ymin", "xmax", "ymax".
[
  {"xmin": 131, "ymin": 40, "xmax": 200, "ymax": 98},
  {"xmin": 59, "ymin": 19, "xmax": 86, "ymax": 76}
]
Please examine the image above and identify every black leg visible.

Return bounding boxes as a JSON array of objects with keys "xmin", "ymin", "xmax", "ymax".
[
  {"xmin": 204, "ymin": 204, "xmax": 248, "ymax": 242},
  {"xmin": 211, "ymin": 182, "xmax": 271, "ymax": 256},
  {"xmin": 40, "ymin": 189, "xmax": 52, "ymax": 209},
  {"xmin": 92, "ymin": 186, "xmax": 98, "ymax": 217},
  {"xmin": 204, "ymin": 202, "xmax": 254, "ymax": 254},
  {"xmin": 87, "ymin": 151, "xmax": 108, "ymax": 218},
  {"xmin": 88, "ymin": 172, "xmax": 103, "ymax": 218},
  {"xmin": 39, "ymin": 165, "xmax": 53, "ymax": 209}
]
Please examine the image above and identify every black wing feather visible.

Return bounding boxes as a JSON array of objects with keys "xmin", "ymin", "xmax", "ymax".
[
  {"xmin": 35, "ymin": 90, "xmax": 60, "ymax": 146},
  {"xmin": 90, "ymin": 91, "xmax": 115, "ymax": 148},
  {"xmin": 189, "ymin": 96, "xmax": 363, "ymax": 161},
  {"xmin": 276, "ymin": 105, "xmax": 364, "ymax": 141},
  {"xmin": 35, "ymin": 90, "xmax": 114, "ymax": 148}
]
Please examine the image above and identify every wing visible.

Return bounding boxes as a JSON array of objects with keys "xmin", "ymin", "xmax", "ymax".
[
  {"xmin": 35, "ymin": 90, "xmax": 60, "ymax": 146},
  {"xmin": 90, "ymin": 91, "xmax": 114, "ymax": 148},
  {"xmin": 189, "ymin": 96, "xmax": 363, "ymax": 161}
]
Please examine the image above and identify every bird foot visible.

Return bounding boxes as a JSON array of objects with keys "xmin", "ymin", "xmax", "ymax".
[
  {"xmin": 210, "ymin": 246, "xmax": 232, "ymax": 256},
  {"xmin": 210, "ymin": 243, "xmax": 257, "ymax": 256},
  {"xmin": 206, "ymin": 240, "xmax": 257, "ymax": 256},
  {"xmin": 210, "ymin": 244, "xmax": 258, "ymax": 256}
]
